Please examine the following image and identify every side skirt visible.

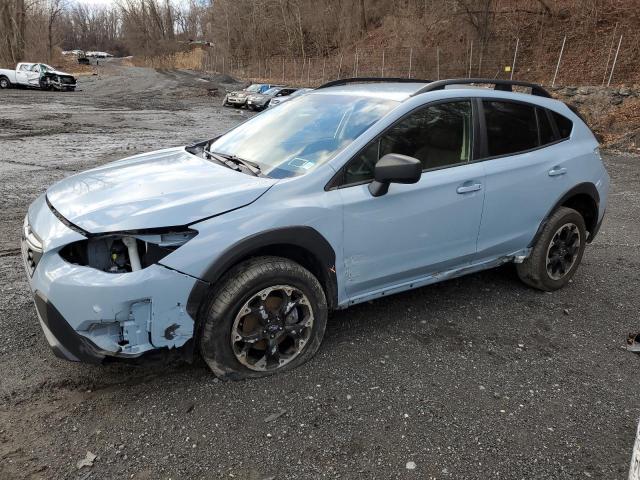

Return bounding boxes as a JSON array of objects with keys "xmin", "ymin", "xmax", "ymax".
[{"xmin": 341, "ymin": 248, "xmax": 531, "ymax": 308}]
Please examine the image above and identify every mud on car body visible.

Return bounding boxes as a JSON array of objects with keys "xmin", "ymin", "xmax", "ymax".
[{"xmin": 22, "ymin": 78, "xmax": 609, "ymax": 379}]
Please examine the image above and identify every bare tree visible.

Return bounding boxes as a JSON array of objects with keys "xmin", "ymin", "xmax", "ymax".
[
  {"xmin": 359, "ymin": 0, "xmax": 367, "ymax": 34},
  {"xmin": 47, "ymin": 0, "xmax": 65, "ymax": 61}
]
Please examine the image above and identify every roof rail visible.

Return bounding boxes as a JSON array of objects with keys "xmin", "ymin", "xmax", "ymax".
[
  {"xmin": 410, "ymin": 78, "xmax": 552, "ymax": 98},
  {"xmin": 316, "ymin": 77, "xmax": 433, "ymax": 90}
]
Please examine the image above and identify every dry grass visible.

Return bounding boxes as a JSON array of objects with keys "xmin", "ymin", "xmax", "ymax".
[{"xmin": 131, "ymin": 48, "xmax": 205, "ymax": 70}]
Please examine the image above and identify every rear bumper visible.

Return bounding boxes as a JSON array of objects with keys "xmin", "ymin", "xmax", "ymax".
[{"xmin": 588, "ymin": 207, "xmax": 605, "ymax": 243}]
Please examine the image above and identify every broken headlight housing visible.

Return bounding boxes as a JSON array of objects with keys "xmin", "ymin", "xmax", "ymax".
[{"xmin": 59, "ymin": 229, "xmax": 197, "ymax": 273}]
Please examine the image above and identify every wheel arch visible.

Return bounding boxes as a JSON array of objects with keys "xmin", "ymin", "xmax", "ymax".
[
  {"xmin": 186, "ymin": 226, "xmax": 338, "ymax": 324},
  {"xmin": 529, "ymin": 182, "xmax": 600, "ymax": 248}
]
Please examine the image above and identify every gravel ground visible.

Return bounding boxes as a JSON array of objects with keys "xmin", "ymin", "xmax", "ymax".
[{"xmin": 1, "ymin": 62, "xmax": 639, "ymax": 480}]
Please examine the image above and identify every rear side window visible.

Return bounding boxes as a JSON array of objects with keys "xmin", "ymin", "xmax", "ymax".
[
  {"xmin": 483, "ymin": 101, "xmax": 538, "ymax": 157},
  {"xmin": 537, "ymin": 108, "xmax": 556, "ymax": 145},
  {"xmin": 552, "ymin": 112, "xmax": 573, "ymax": 139}
]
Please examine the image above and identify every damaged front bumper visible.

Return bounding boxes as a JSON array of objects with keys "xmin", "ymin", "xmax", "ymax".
[
  {"xmin": 47, "ymin": 76, "xmax": 76, "ymax": 91},
  {"xmin": 22, "ymin": 195, "xmax": 205, "ymax": 363},
  {"xmin": 34, "ymin": 292, "xmax": 108, "ymax": 364}
]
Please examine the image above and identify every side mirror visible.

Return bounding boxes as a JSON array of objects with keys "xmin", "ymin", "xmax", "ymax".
[{"xmin": 368, "ymin": 154, "xmax": 422, "ymax": 197}]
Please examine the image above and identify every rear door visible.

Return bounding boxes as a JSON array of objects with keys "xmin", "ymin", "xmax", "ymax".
[{"xmin": 475, "ymin": 100, "xmax": 573, "ymax": 261}]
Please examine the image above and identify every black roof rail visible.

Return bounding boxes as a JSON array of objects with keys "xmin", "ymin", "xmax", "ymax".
[
  {"xmin": 410, "ymin": 78, "xmax": 552, "ymax": 98},
  {"xmin": 316, "ymin": 77, "xmax": 433, "ymax": 89}
]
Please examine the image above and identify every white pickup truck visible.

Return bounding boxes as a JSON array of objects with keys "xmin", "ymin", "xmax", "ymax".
[{"xmin": 0, "ymin": 62, "xmax": 76, "ymax": 91}]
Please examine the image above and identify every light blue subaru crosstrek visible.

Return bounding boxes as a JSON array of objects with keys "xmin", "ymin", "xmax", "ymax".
[{"xmin": 22, "ymin": 78, "xmax": 609, "ymax": 379}]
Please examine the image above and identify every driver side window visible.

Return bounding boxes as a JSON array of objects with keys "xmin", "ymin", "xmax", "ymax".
[{"xmin": 343, "ymin": 100, "xmax": 473, "ymax": 185}]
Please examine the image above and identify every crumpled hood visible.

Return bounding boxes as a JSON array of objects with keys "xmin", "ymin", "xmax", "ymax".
[
  {"xmin": 49, "ymin": 68, "xmax": 74, "ymax": 77},
  {"xmin": 46, "ymin": 147, "xmax": 277, "ymax": 233}
]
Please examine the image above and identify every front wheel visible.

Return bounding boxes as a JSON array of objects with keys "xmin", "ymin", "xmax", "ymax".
[
  {"xmin": 199, "ymin": 256, "xmax": 328, "ymax": 380},
  {"xmin": 517, "ymin": 207, "xmax": 587, "ymax": 291}
]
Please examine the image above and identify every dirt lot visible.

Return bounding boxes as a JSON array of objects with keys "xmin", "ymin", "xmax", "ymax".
[{"xmin": 1, "ymin": 61, "xmax": 639, "ymax": 480}]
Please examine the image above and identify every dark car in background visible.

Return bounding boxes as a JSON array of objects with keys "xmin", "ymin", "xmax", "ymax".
[
  {"xmin": 246, "ymin": 86, "xmax": 299, "ymax": 111},
  {"xmin": 268, "ymin": 87, "xmax": 313, "ymax": 109},
  {"xmin": 223, "ymin": 83, "xmax": 277, "ymax": 108}
]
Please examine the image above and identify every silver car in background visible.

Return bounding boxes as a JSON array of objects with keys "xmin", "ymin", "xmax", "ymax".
[{"xmin": 223, "ymin": 83, "xmax": 276, "ymax": 108}]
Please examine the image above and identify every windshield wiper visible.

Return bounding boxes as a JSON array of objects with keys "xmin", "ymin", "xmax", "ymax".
[
  {"xmin": 207, "ymin": 151, "xmax": 263, "ymax": 177},
  {"xmin": 203, "ymin": 149, "xmax": 240, "ymax": 171}
]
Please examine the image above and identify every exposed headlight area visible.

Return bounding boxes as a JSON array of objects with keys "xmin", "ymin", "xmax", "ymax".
[{"xmin": 59, "ymin": 229, "xmax": 197, "ymax": 273}]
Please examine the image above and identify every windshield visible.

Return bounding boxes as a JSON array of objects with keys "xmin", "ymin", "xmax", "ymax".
[
  {"xmin": 208, "ymin": 93, "xmax": 398, "ymax": 178},
  {"xmin": 263, "ymin": 87, "xmax": 280, "ymax": 95},
  {"xmin": 245, "ymin": 84, "xmax": 262, "ymax": 92}
]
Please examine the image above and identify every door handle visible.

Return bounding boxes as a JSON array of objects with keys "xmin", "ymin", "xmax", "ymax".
[
  {"xmin": 456, "ymin": 183, "xmax": 482, "ymax": 194},
  {"xmin": 548, "ymin": 167, "xmax": 567, "ymax": 177}
]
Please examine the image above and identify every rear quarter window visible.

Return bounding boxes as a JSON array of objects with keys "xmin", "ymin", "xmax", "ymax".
[
  {"xmin": 483, "ymin": 100, "xmax": 538, "ymax": 157},
  {"xmin": 552, "ymin": 111, "xmax": 573, "ymax": 139}
]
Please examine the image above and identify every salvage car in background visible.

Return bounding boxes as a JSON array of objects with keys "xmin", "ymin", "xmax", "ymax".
[
  {"xmin": 0, "ymin": 62, "xmax": 76, "ymax": 91},
  {"xmin": 246, "ymin": 86, "xmax": 298, "ymax": 111},
  {"xmin": 268, "ymin": 87, "xmax": 313, "ymax": 108},
  {"xmin": 222, "ymin": 83, "xmax": 278, "ymax": 108}
]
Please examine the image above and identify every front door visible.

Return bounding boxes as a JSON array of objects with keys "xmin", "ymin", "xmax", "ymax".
[{"xmin": 336, "ymin": 100, "xmax": 485, "ymax": 298}]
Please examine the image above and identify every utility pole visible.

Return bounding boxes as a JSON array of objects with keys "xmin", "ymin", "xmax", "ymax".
[
  {"xmin": 552, "ymin": 35, "xmax": 566, "ymax": 87},
  {"xmin": 608, "ymin": 35, "xmax": 623, "ymax": 87},
  {"xmin": 510, "ymin": 37, "xmax": 519, "ymax": 80}
]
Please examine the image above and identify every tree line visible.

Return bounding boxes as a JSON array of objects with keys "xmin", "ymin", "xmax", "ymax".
[{"xmin": 1, "ymin": 0, "xmax": 638, "ymax": 86}]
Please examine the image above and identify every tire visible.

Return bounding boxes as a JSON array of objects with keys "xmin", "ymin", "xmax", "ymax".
[
  {"xmin": 0, "ymin": 76, "xmax": 10, "ymax": 89},
  {"xmin": 199, "ymin": 256, "xmax": 328, "ymax": 380},
  {"xmin": 517, "ymin": 207, "xmax": 587, "ymax": 291}
]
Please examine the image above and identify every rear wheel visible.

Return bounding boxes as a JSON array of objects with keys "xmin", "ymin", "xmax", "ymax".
[
  {"xmin": 0, "ymin": 76, "xmax": 10, "ymax": 89},
  {"xmin": 517, "ymin": 207, "xmax": 586, "ymax": 291},
  {"xmin": 199, "ymin": 256, "xmax": 328, "ymax": 380}
]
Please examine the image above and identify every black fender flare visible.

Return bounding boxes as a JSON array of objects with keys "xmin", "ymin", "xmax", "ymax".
[
  {"xmin": 186, "ymin": 226, "xmax": 338, "ymax": 322},
  {"xmin": 529, "ymin": 182, "xmax": 601, "ymax": 248}
]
